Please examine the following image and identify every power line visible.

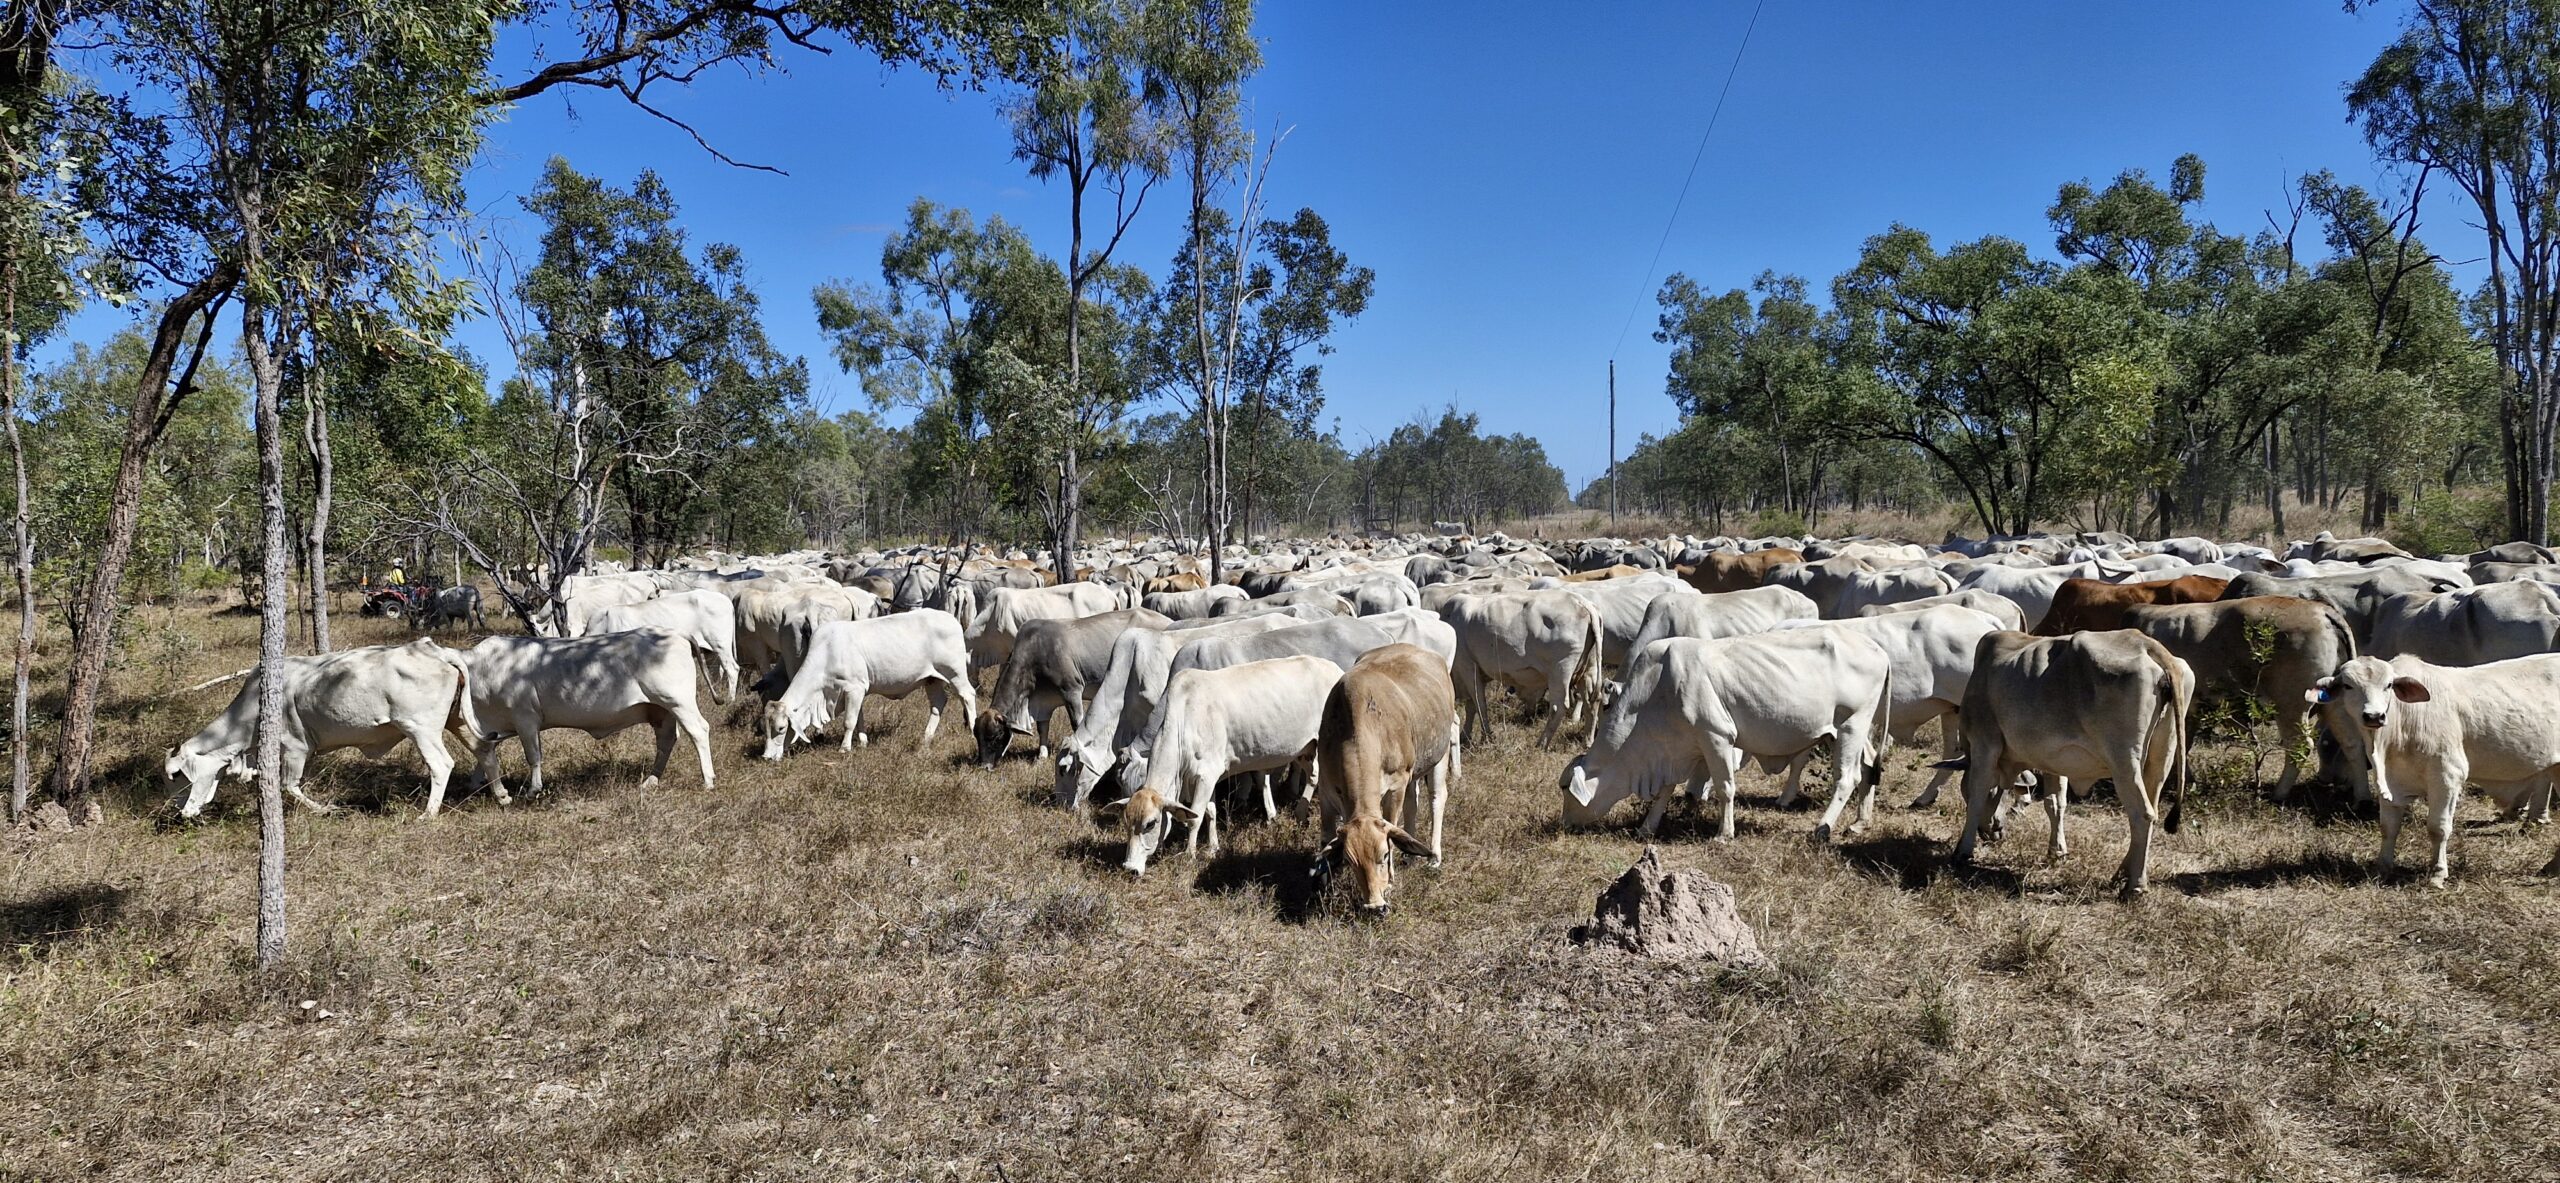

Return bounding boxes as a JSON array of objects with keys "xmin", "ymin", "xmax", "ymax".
[{"xmin": 1609, "ymin": 0, "xmax": 1767, "ymax": 362}]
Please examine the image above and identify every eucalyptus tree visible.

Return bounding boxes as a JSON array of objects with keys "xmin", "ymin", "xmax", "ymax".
[
  {"xmin": 2350, "ymin": 0, "xmax": 2560, "ymax": 541},
  {"xmin": 1008, "ymin": 0, "xmax": 1166, "ymax": 569},
  {"xmin": 104, "ymin": 0, "xmax": 496, "ymax": 964}
]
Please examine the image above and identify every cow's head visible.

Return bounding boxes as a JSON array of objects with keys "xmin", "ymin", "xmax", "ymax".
[
  {"xmin": 1316, "ymin": 816, "xmax": 1433, "ymax": 916},
  {"xmin": 760, "ymin": 690, "xmax": 829, "ymax": 760},
  {"xmin": 167, "ymin": 742, "xmax": 251, "ymax": 818},
  {"xmin": 1101, "ymin": 788, "xmax": 1195, "ymax": 876},
  {"xmin": 2309, "ymin": 656, "xmax": 2430, "ymax": 734},
  {"xmin": 972, "ymin": 709, "xmax": 1017, "ymax": 768},
  {"xmin": 1557, "ymin": 756, "xmax": 1626, "ymax": 827},
  {"xmin": 1055, "ymin": 745, "xmax": 1115, "ymax": 811}
]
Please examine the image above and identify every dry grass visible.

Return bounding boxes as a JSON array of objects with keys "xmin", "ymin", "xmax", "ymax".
[{"xmin": 5, "ymin": 600, "xmax": 2559, "ymax": 1181}]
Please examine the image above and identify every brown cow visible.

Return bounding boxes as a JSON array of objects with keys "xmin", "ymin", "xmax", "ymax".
[
  {"xmin": 1562, "ymin": 564, "xmax": 1645, "ymax": 583},
  {"xmin": 1145, "ymin": 572, "xmax": 1208, "ymax": 594},
  {"xmin": 1682, "ymin": 548, "xmax": 1806, "ymax": 594},
  {"xmin": 1315, "ymin": 644, "xmax": 1457, "ymax": 914},
  {"xmin": 2035, "ymin": 574, "xmax": 2230, "ymax": 635}
]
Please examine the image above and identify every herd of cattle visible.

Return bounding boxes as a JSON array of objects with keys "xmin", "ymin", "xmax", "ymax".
[{"xmin": 163, "ymin": 526, "xmax": 2560, "ymax": 909}]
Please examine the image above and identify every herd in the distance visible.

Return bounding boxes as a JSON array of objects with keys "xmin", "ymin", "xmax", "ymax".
[{"xmin": 165, "ymin": 524, "xmax": 2560, "ymax": 909}]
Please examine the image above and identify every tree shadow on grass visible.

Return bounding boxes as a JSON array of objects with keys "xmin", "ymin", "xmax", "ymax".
[
  {"xmin": 1832, "ymin": 831, "xmax": 2023, "ymax": 894},
  {"xmin": 1194, "ymin": 846, "xmax": 1327, "ymax": 925},
  {"xmin": 0, "ymin": 883, "xmax": 126, "ymax": 955},
  {"xmin": 2168, "ymin": 849, "xmax": 2370, "ymax": 896}
]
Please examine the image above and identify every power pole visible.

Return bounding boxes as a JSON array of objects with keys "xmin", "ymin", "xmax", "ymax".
[{"xmin": 1607, "ymin": 359, "xmax": 1618, "ymax": 529}]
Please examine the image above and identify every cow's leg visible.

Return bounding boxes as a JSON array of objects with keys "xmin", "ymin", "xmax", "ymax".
[
  {"xmin": 1813, "ymin": 732, "xmax": 1877, "ymax": 843},
  {"xmin": 473, "ymin": 734, "xmax": 513, "ymax": 805},
  {"xmin": 844, "ymin": 679, "xmax": 871, "ymax": 749},
  {"xmin": 280, "ymin": 746, "xmax": 331, "ymax": 814},
  {"xmin": 1773, "ymin": 751, "xmax": 1813, "ymax": 810},
  {"xmin": 2044, "ymin": 775, "xmax": 2069, "ymax": 863},
  {"xmin": 1714, "ymin": 744, "xmax": 1744, "ymax": 841},
  {"xmin": 673, "ymin": 703, "xmax": 717, "ymax": 790},
  {"xmin": 1538, "ymin": 668, "xmax": 1573, "ymax": 750},
  {"xmin": 2113, "ymin": 751, "xmax": 2154, "ymax": 899},
  {"xmin": 1182, "ymin": 774, "xmax": 1208, "ymax": 857},
  {"xmin": 515, "ymin": 712, "xmax": 547, "ymax": 798},
  {"xmin": 1910, "ymin": 717, "xmax": 1961, "ymax": 810},
  {"xmin": 2271, "ymin": 705, "xmax": 2311, "ymax": 801},
  {"xmin": 646, "ymin": 713, "xmax": 680, "ymax": 789},
  {"xmin": 1951, "ymin": 734, "xmax": 2011, "ymax": 865},
  {"xmin": 1424, "ymin": 758, "xmax": 1448, "ymax": 863},
  {"xmin": 1259, "ymin": 772, "xmax": 1280, "ymax": 821},
  {"xmin": 409, "ymin": 723, "xmax": 457, "ymax": 818},
  {"xmin": 918, "ymin": 682, "xmax": 950, "ymax": 751},
  {"xmin": 2423, "ymin": 774, "xmax": 2461, "ymax": 888}
]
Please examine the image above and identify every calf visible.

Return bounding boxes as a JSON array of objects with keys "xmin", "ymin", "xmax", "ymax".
[
  {"xmin": 1055, "ymin": 613, "xmax": 1306, "ymax": 809},
  {"xmin": 1104, "ymin": 655, "xmax": 1343, "ymax": 875},
  {"xmin": 1315, "ymin": 645, "xmax": 1458, "ymax": 914},
  {"xmin": 1559, "ymin": 628, "xmax": 1893, "ymax": 842},
  {"xmin": 763, "ymin": 612, "xmax": 977, "ymax": 758},
  {"xmin": 412, "ymin": 585, "xmax": 487, "ymax": 632},
  {"xmin": 2311, "ymin": 654, "xmax": 2560, "ymax": 885},
  {"xmin": 1950, "ymin": 630, "xmax": 2193, "ymax": 898},
  {"xmin": 463, "ymin": 629, "xmax": 718, "ymax": 802},
  {"xmin": 168, "ymin": 639, "xmax": 480, "ymax": 818}
]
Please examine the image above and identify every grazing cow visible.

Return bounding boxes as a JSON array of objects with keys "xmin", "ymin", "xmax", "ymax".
[
  {"xmin": 1763, "ymin": 556, "xmax": 1871, "ymax": 616},
  {"xmin": 2035, "ymin": 574, "xmax": 2231, "ymax": 635},
  {"xmin": 1782, "ymin": 605, "xmax": 2008, "ymax": 810},
  {"xmin": 584, "ymin": 588, "xmax": 742, "ymax": 703},
  {"xmin": 1315, "ymin": 645, "xmax": 1458, "ymax": 914},
  {"xmin": 1950, "ymin": 631, "xmax": 2193, "ymax": 898},
  {"xmin": 2469, "ymin": 541, "xmax": 2559, "ymax": 566},
  {"xmin": 966, "ymin": 582, "xmax": 1121, "ymax": 669},
  {"xmin": 462, "ymin": 628, "xmax": 718, "ymax": 804},
  {"xmin": 2221, "ymin": 565, "xmax": 2458, "ymax": 645},
  {"xmin": 551, "ymin": 574, "xmax": 657, "ymax": 637},
  {"xmin": 761, "ymin": 612, "xmax": 977, "ymax": 758},
  {"xmin": 1054, "ymin": 613, "xmax": 1306, "ymax": 808},
  {"xmin": 1563, "ymin": 564, "xmax": 1645, "ymax": 583},
  {"xmin": 1621, "ymin": 585, "xmax": 1820, "ymax": 668},
  {"xmin": 1681, "ymin": 547, "xmax": 1805, "ymax": 594},
  {"xmin": 1856, "ymin": 589, "xmax": 2026, "ymax": 632},
  {"xmin": 974, "ymin": 608, "xmax": 1171, "ymax": 767},
  {"xmin": 412, "ymin": 584, "xmax": 487, "ymax": 632},
  {"xmin": 168, "ymin": 639, "xmax": 481, "ymax": 818},
  {"xmin": 1103, "ymin": 655, "xmax": 1344, "ymax": 875},
  {"xmin": 1144, "ymin": 572, "xmax": 1208, "ymax": 594},
  {"xmin": 1440, "ymin": 591, "xmax": 1606, "ymax": 748},
  {"xmin": 2310, "ymin": 654, "xmax": 2560, "ymax": 885},
  {"xmin": 2122, "ymin": 596, "xmax": 2356, "ymax": 799},
  {"xmin": 1341, "ymin": 573, "xmax": 1422, "ymax": 616},
  {"xmin": 1143, "ymin": 584, "xmax": 1248, "ymax": 620},
  {"xmin": 2368, "ymin": 580, "xmax": 2560, "ymax": 666},
  {"xmin": 736, "ymin": 583, "xmax": 871, "ymax": 688},
  {"xmin": 1558, "ymin": 628, "xmax": 1893, "ymax": 842},
  {"xmin": 1404, "ymin": 553, "xmax": 1457, "ymax": 587}
]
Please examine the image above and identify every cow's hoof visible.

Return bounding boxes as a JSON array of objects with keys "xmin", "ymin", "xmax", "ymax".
[
  {"xmin": 1810, "ymin": 824, "xmax": 1833, "ymax": 845},
  {"xmin": 1904, "ymin": 795, "xmax": 1935, "ymax": 811},
  {"xmin": 2539, "ymin": 856, "xmax": 2560, "ymax": 878},
  {"xmin": 638, "ymin": 776, "xmax": 662, "ymax": 791},
  {"xmin": 2117, "ymin": 884, "xmax": 2148, "ymax": 903}
]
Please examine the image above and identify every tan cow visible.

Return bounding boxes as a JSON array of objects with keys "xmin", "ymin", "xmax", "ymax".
[
  {"xmin": 1680, "ymin": 548, "xmax": 1805, "ymax": 594},
  {"xmin": 1315, "ymin": 644, "xmax": 1458, "ymax": 914},
  {"xmin": 2035, "ymin": 574, "xmax": 2230, "ymax": 635}
]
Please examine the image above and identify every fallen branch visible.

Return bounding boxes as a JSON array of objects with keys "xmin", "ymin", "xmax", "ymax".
[{"xmin": 181, "ymin": 667, "xmax": 255, "ymax": 693}]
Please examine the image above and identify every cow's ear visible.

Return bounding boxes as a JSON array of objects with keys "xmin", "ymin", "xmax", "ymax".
[
  {"xmin": 2390, "ymin": 677, "xmax": 2432, "ymax": 703},
  {"xmin": 1386, "ymin": 826, "xmax": 1435, "ymax": 859},
  {"xmin": 1313, "ymin": 834, "xmax": 1343, "ymax": 877},
  {"xmin": 1164, "ymin": 800, "xmax": 1202, "ymax": 823}
]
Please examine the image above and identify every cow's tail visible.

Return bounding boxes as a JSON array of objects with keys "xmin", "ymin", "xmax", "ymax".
[
  {"xmin": 1863, "ymin": 658, "xmax": 1894, "ymax": 788},
  {"xmin": 2158, "ymin": 654, "xmax": 2193, "ymax": 835},
  {"xmin": 425, "ymin": 642, "xmax": 486, "ymax": 741},
  {"xmin": 1573, "ymin": 603, "xmax": 1607, "ymax": 726}
]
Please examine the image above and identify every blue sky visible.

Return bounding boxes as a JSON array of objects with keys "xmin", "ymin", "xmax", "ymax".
[{"xmin": 62, "ymin": 0, "xmax": 2440, "ymax": 489}]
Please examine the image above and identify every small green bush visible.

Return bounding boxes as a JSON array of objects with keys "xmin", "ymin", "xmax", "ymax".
[
  {"xmin": 2389, "ymin": 489, "xmax": 2507, "ymax": 555},
  {"xmin": 1747, "ymin": 507, "xmax": 1807, "ymax": 539}
]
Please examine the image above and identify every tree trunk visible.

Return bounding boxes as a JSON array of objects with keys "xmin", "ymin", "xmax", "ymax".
[
  {"xmin": 242, "ymin": 291, "xmax": 292, "ymax": 970},
  {"xmin": 0, "ymin": 213, "xmax": 25, "ymax": 820},
  {"xmin": 46, "ymin": 264, "xmax": 235, "ymax": 807},
  {"xmin": 302, "ymin": 350, "xmax": 333, "ymax": 653}
]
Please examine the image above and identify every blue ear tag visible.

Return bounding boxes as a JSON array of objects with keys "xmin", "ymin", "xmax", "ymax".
[{"xmin": 2315, "ymin": 688, "xmax": 2333, "ymax": 703}]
